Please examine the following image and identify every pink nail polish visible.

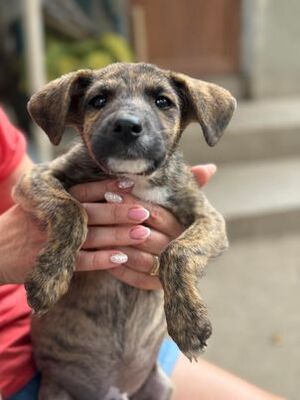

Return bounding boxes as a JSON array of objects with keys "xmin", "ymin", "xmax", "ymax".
[
  {"xmin": 130, "ymin": 226, "xmax": 151, "ymax": 240},
  {"xmin": 128, "ymin": 207, "xmax": 150, "ymax": 221}
]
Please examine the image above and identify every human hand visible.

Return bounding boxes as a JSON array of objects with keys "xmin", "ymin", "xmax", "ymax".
[
  {"xmin": 0, "ymin": 204, "xmax": 47, "ymax": 284},
  {"xmin": 0, "ymin": 164, "xmax": 216, "ymax": 285},
  {"xmin": 70, "ymin": 164, "xmax": 217, "ymax": 290},
  {"xmin": 0, "ymin": 154, "xmax": 47, "ymax": 284}
]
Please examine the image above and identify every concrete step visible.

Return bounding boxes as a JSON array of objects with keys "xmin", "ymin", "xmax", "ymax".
[
  {"xmin": 180, "ymin": 97, "xmax": 300, "ymax": 165},
  {"xmin": 202, "ymin": 157, "xmax": 300, "ymax": 240}
]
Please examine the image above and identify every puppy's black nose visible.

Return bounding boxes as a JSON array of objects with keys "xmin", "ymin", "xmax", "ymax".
[{"xmin": 113, "ymin": 115, "xmax": 142, "ymax": 142}]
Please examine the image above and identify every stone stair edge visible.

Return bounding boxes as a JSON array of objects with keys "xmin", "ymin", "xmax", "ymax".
[{"xmin": 184, "ymin": 96, "xmax": 300, "ymax": 136}]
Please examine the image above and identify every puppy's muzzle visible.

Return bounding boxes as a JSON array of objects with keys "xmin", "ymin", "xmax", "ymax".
[{"xmin": 90, "ymin": 109, "xmax": 167, "ymax": 175}]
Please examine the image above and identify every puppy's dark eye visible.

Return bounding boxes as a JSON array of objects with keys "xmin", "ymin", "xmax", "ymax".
[
  {"xmin": 155, "ymin": 96, "xmax": 172, "ymax": 109},
  {"xmin": 89, "ymin": 94, "xmax": 108, "ymax": 109}
]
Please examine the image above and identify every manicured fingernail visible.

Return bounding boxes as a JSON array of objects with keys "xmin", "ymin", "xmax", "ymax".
[
  {"xmin": 130, "ymin": 226, "xmax": 151, "ymax": 240},
  {"xmin": 110, "ymin": 253, "xmax": 128, "ymax": 264},
  {"xmin": 117, "ymin": 178, "xmax": 135, "ymax": 189},
  {"xmin": 128, "ymin": 207, "xmax": 150, "ymax": 221},
  {"xmin": 104, "ymin": 192, "xmax": 123, "ymax": 203},
  {"xmin": 205, "ymin": 164, "xmax": 217, "ymax": 175}
]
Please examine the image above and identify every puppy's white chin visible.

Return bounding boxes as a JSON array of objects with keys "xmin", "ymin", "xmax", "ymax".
[{"xmin": 107, "ymin": 158, "xmax": 151, "ymax": 174}]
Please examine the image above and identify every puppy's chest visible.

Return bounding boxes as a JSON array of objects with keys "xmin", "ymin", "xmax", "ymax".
[
  {"xmin": 127, "ymin": 176, "xmax": 171, "ymax": 207},
  {"xmin": 124, "ymin": 173, "xmax": 198, "ymax": 227}
]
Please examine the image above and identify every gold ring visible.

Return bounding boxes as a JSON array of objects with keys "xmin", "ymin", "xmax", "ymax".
[{"xmin": 150, "ymin": 256, "xmax": 160, "ymax": 276}]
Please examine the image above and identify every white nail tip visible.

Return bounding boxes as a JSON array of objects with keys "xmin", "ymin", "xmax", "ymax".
[
  {"xmin": 110, "ymin": 253, "xmax": 128, "ymax": 264},
  {"xmin": 104, "ymin": 192, "xmax": 123, "ymax": 203},
  {"xmin": 117, "ymin": 178, "xmax": 135, "ymax": 189}
]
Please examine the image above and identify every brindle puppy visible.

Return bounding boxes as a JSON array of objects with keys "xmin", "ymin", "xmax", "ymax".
[{"xmin": 14, "ymin": 63, "xmax": 236, "ymax": 400}]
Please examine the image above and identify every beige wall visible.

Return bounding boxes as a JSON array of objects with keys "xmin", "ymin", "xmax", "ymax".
[{"xmin": 242, "ymin": 0, "xmax": 300, "ymax": 98}]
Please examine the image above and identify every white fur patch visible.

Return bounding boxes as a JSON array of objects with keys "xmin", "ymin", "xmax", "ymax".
[
  {"xmin": 133, "ymin": 183, "xmax": 170, "ymax": 205},
  {"xmin": 107, "ymin": 158, "xmax": 170, "ymax": 205},
  {"xmin": 104, "ymin": 387, "xmax": 128, "ymax": 400},
  {"xmin": 107, "ymin": 158, "xmax": 151, "ymax": 174},
  {"xmin": 123, "ymin": 175, "xmax": 170, "ymax": 205}
]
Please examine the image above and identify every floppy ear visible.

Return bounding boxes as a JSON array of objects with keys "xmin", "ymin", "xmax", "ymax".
[
  {"xmin": 27, "ymin": 70, "xmax": 95, "ymax": 145},
  {"xmin": 170, "ymin": 72, "xmax": 237, "ymax": 146}
]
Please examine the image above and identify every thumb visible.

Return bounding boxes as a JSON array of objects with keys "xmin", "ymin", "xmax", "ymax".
[{"xmin": 191, "ymin": 164, "xmax": 217, "ymax": 187}]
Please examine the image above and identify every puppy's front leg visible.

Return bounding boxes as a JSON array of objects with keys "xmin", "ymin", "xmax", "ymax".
[
  {"xmin": 160, "ymin": 200, "xmax": 228, "ymax": 360},
  {"xmin": 13, "ymin": 165, "xmax": 88, "ymax": 314}
]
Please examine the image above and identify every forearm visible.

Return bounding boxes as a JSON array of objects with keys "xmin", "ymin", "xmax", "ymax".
[{"xmin": 172, "ymin": 357, "xmax": 285, "ymax": 400}]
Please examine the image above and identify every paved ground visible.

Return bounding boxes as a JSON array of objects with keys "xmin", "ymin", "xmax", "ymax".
[{"xmin": 199, "ymin": 232, "xmax": 300, "ymax": 400}]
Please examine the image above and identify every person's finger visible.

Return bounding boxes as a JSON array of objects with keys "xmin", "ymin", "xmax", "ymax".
[
  {"xmin": 82, "ymin": 225, "xmax": 151, "ymax": 249},
  {"xmin": 77, "ymin": 247, "xmax": 162, "ymax": 290},
  {"xmin": 145, "ymin": 204, "xmax": 183, "ymax": 239},
  {"xmin": 69, "ymin": 177, "xmax": 134, "ymax": 202},
  {"xmin": 69, "ymin": 180, "xmax": 116, "ymax": 202},
  {"xmin": 117, "ymin": 246, "xmax": 156, "ymax": 274},
  {"xmin": 133, "ymin": 228, "xmax": 170, "ymax": 254},
  {"xmin": 83, "ymin": 202, "xmax": 150, "ymax": 226},
  {"xmin": 75, "ymin": 249, "xmax": 128, "ymax": 271},
  {"xmin": 105, "ymin": 191, "xmax": 183, "ymax": 239},
  {"xmin": 108, "ymin": 265, "xmax": 161, "ymax": 290},
  {"xmin": 191, "ymin": 164, "xmax": 217, "ymax": 187}
]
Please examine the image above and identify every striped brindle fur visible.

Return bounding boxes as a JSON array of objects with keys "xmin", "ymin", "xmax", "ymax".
[{"xmin": 14, "ymin": 63, "xmax": 236, "ymax": 400}]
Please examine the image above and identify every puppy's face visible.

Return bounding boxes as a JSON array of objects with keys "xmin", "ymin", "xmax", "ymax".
[
  {"xmin": 28, "ymin": 63, "xmax": 236, "ymax": 175},
  {"xmin": 83, "ymin": 64, "xmax": 182, "ymax": 175}
]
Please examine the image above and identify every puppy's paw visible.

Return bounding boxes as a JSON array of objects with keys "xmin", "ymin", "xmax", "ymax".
[
  {"xmin": 164, "ymin": 300, "xmax": 212, "ymax": 361},
  {"xmin": 25, "ymin": 251, "xmax": 75, "ymax": 314}
]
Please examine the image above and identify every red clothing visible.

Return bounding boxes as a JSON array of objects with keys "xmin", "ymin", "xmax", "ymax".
[
  {"xmin": 0, "ymin": 108, "xmax": 26, "ymax": 181},
  {"xmin": 0, "ymin": 107, "xmax": 36, "ymax": 398}
]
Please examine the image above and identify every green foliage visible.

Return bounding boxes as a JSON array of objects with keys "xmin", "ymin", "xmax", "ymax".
[{"xmin": 46, "ymin": 33, "xmax": 134, "ymax": 80}]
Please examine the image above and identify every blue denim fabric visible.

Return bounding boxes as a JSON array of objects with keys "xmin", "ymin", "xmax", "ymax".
[
  {"xmin": 157, "ymin": 338, "xmax": 181, "ymax": 376},
  {"xmin": 8, "ymin": 374, "xmax": 41, "ymax": 400},
  {"xmin": 8, "ymin": 338, "xmax": 180, "ymax": 399}
]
